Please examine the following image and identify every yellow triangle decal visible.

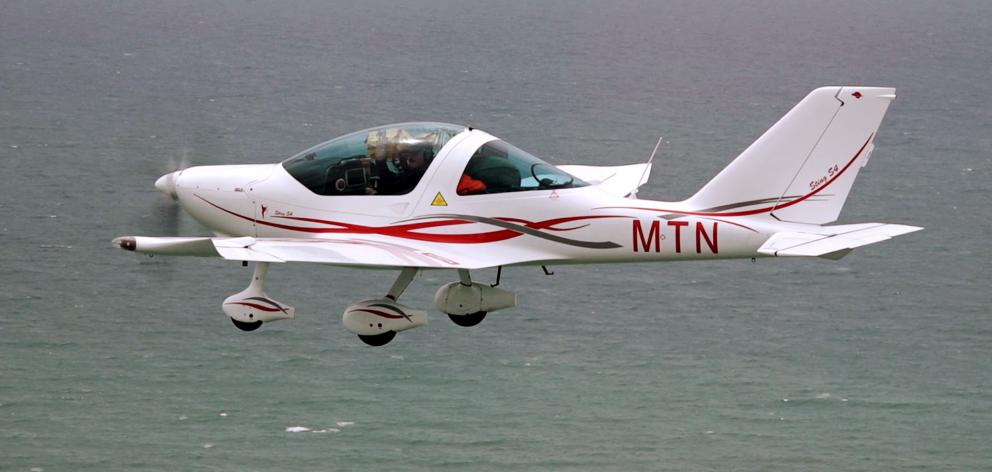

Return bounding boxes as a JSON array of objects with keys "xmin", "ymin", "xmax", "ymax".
[{"xmin": 431, "ymin": 192, "xmax": 448, "ymax": 206}]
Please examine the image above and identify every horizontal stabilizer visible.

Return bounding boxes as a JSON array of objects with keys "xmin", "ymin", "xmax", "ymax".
[
  {"xmin": 758, "ymin": 223, "xmax": 922, "ymax": 259},
  {"xmin": 558, "ymin": 163, "xmax": 651, "ymax": 197}
]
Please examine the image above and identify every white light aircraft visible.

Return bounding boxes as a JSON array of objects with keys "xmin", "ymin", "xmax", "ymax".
[{"xmin": 114, "ymin": 87, "xmax": 921, "ymax": 346}]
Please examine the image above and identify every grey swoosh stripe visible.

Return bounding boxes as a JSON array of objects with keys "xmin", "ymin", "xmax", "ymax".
[
  {"xmin": 408, "ymin": 214, "xmax": 622, "ymax": 249},
  {"xmin": 697, "ymin": 195, "xmax": 802, "ymax": 213}
]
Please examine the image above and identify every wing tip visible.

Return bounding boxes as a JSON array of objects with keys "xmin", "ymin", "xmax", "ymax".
[{"xmin": 112, "ymin": 236, "xmax": 136, "ymax": 251}]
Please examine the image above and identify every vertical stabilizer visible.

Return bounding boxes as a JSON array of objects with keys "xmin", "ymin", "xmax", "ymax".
[{"xmin": 686, "ymin": 87, "xmax": 895, "ymax": 224}]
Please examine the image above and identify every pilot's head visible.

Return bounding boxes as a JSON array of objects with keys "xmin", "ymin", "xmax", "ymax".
[{"xmin": 399, "ymin": 149, "xmax": 427, "ymax": 172}]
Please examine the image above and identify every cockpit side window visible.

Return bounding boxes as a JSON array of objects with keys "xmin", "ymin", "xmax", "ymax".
[
  {"xmin": 457, "ymin": 140, "xmax": 587, "ymax": 196},
  {"xmin": 282, "ymin": 123, "xmax": 464, "ymax": 196}
]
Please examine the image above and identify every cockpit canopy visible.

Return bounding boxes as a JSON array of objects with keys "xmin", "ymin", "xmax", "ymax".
[
  {"xmin": 282, "ymin": 122, "xmax": 587, "ymax": 198},
  {"xmin": 282, "ymin": 123, "xmax": 465, "ymax": 196}
]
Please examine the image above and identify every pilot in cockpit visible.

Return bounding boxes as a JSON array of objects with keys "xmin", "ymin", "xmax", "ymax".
[
  {"xmin": 365, "ymin": 128, "xmax": 432, "ymax": 195},
  {"xmin": 382, "ymin": 147, "xmax": 428, "ymax": 194}
]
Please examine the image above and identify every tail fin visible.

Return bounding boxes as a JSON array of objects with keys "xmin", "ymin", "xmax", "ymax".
[{"xmin": 686, "ymin": 87, "xmax": 896, "ymax": 224}]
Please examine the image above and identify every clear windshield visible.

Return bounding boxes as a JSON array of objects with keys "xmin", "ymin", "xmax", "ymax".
[{"xmin": 282, "ymin": 123, "xmax": 465, "ymax": 196}]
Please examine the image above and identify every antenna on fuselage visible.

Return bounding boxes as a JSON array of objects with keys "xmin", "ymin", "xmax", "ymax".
[{"xmin": 628, "ymin": 135, "xmax": 663, "ymax": 199}]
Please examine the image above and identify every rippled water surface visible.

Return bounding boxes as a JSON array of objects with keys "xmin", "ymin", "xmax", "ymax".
[{"xmin": 2, "ymin": 0, "xmax": 990, "ymax": 470}]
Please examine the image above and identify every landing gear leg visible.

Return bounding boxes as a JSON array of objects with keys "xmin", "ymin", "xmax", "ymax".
[{"xmin": 387, "ymin": 267, "xmax": 419, "ymax": 301}]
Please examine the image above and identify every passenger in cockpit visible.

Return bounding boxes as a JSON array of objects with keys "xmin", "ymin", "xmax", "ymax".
[
  {"xmin": 458, "ymin": 152, "xmax": 520, "ymax": 195},
  {"xmin": 457, "ymin": 173, "xmax": 486, "ymax": 195}
]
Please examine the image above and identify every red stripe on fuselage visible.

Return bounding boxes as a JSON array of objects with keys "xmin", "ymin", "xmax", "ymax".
[{"xmin": 193, "ymin": 195, "xmax": 624, "ymax": 244}]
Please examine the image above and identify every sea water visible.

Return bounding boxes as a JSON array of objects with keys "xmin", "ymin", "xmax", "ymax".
[{"xmin": 1, "ymin": 0, "xmax": 989, "ymax": 470}]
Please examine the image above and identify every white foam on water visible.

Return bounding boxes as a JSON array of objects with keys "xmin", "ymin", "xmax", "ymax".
[
  {"xmin": 286, "ymin": 426, "xmax": 311, "ymax": 433},
  {"xmin": 219, "ymin": 412, "xmax": 228, "ymax": 417},
  {"xmin": 335, "ymin": 421, "xmax": 354, "ymax": 427},
  {"xmin": 202, "ymin": 444, "xmax": 213, "ymax": 449},
  {"xmin": 816, "ymin": 393, "xmax": 831, "ymax": 399}
]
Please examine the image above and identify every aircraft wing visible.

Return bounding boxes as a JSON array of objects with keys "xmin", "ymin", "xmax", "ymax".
[
  {"xmin": 558, "ymin": 163, "xmax": 651, "ymax": 197},
  {"xmin": 757, "ymin": 223, "xmax": 922, "ymax": 260},
  {"xmin": 112, "ymin": 235, "xmax": 541, "ymax": 269}
]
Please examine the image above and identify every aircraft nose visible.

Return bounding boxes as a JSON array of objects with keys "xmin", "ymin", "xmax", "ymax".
[{"xmin": 155, "ymin": 171, "xmax": 179, "ymax": 199}]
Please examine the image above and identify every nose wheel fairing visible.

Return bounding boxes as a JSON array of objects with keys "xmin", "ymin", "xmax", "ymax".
[{"xmin": 434, "ymin": 270, "xmax": 515, "ymax": 322}]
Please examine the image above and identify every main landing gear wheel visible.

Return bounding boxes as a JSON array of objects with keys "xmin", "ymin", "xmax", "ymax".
[
  {"xmin": 231, "ymin": 318, "xmax": 263, "ymax": 332},
  {"xmin": 449, "ymin": 311, "xmax": 487, "ymax": 327},
  {"xmin": 358, "ymin": 331, "xmax": 397, "ymax": 346}
]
